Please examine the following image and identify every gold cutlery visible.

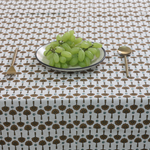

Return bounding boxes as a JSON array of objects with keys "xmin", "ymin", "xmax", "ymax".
[
  {"xmin": 117, "ymin": 46, "xmax": 131, "ymax": 78},
  {"xmin": 5, "ymin": 48, "xmax": 18, "ymax": 77}
]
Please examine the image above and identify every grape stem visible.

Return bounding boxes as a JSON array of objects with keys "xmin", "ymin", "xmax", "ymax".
[
  {"xmin": 46, "ymin": 40, "xmax": 64, "ymax": 56},
  {"xmin": 83, "ymin": 44, "xmax": 93, "ymax": 51},
  {"xmin": 58, "ymin": 40, "xmax": 64, "ymax": 45},
  {"xmin": 45, "ymin": 47, "xmax": 55, "ymax": 56}
]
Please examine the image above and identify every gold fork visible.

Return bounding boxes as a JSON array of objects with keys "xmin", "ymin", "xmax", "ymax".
[{"xmin": 5, "ymin": 48, "xmax": 18, "ymax": 77}]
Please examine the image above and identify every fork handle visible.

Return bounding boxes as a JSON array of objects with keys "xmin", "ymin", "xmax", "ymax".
[{"xmin": 11, "ymin": 48, "xmax": 18, "ymax": 66}]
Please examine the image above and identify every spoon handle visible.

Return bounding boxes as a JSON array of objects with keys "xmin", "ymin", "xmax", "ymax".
[{"xmin": 124, "ymin": 55, "xmax": 129, "ymax": 78}]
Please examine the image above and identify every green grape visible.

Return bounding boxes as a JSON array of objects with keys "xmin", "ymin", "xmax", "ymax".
[
  {"xmin": 70, "ymin": 35, "xmax": 75, "ymax": 42},
  {"xmin": 45, "ymin": 44, "xmax": 52, "ymax": 51},
  {"xmin": 87, "ymin": 41, "xmax": 92, "ymax": 47},
  {"xmin": 44, "ymin": 49, "xmax": 49, "ymax": 56},
  {"xmin": 74, "ymin": 37, "xmax": 82, "ymax": 45},
  {"xmin": 46, "ymin": 51, "xmax": 52, "ymax": 56},
  {"xmin": 84, "ymin": 56, "xmax": 91, "ymax": 66},
  {"xmin": 69, "ymin": 57, "xmax": 78, "ymax": 66},
  {"xmin": 61, "ymin": 51, "xmax": 72, "ymax": 58},
  {"xmin": 55, "ymin": 46, "xmax": 65, "ymax": 53},
  {"xmin": 78, "ymin": 49, "xmax": 85, "ymax": 62},
  {"xmin": 46, "ymin": 53, "xmax": 54, "ymax": 60},
  {"xmin": 72, "ymin": 54, "xmax": 78, "ymax": 58},
  {"xmin": 85, "ymin": 50, "xmax": 94, "ymax": 60},
  {"xmin": 66, "ymin": 56, "xmax": 72, "ymax": 62},
  {"xmin": 61, "ymin": 43, "xmax": 71, "ymax": 52},
  {"xmin": 62, "ymin": 63, "xmax": 68, "ymax": 68},
  {"xmin": 56, "ymin": 34, "xmax": 62, "ymax": 41},
  {"xmin": 75, "ymin": 43, "xmax": 81, "ymax": 48},
  {"xmin": 88, "ymin": 48, "xmax": 97, "ymax": 54},
  {"xmin": 53, "ymin": 53, "xmax": 59, "ymax": 63},
  {"xmin": 93, "ymin": 42, "xmax": 102, "ymax": 48},
  {"xmin": 66, "ymin": 41, "xmax": 75, "ymax": 48},
  {"xmin": 50, "ymin": 41, "xmax": 59, "ymax": 48},
  {"xmin": 59, "ymin": 56, "xmax": 66, "ymax": 63},
  {"xmin": 69, "ymin": 30, "xmax": 74, "ymax": 36},
  {"xmin": 49, "ymin": 57, "xmax": 55, "ymax": 66},
  {"xmin": 66, "ymin": 41, "xmax": 73, "ymax": 46},
  {"xmin": 80, "ymin": 41, "xmax": 90, "ymax": 49},
  {"xmin": 55, "ymin": 62, "xmax": 61, "ymax": 68},
  {"xmin": 95, "ymin": 48, "xmax": 100, "ymax": 58},
  {"xmin": 62, "ymin": 32, "xmax": 70, "ymax": 42},
  {"xmin": 44, "ymin": 49, "xmax": 52, "ymax": 56},
  {"xmin": 70, "ymin": 42, "xmax": 76, "ymax": 48},
  {"xmin": 78, "ymin": 62, "xmax": 86, "ymax": 68},
  {"xmin": 70, "ymin": 47, "xmax": 80, "ymax": 55}
]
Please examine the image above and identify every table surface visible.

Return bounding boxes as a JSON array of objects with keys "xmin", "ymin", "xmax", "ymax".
[
  {"xmin": 0, "ymin": 1, "xmax": 150, "ymax": 150},
  {"xmin": 0, "ymin": 0, "xmax": 150, "ymax": 101}
]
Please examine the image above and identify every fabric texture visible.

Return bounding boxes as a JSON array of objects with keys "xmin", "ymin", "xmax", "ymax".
[{"xmin": 0, "ymin": 0, "xmax": 150, "ymax": 149}]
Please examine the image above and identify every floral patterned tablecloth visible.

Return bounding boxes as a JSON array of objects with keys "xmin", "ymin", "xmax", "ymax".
[{"xmin": 0, "ymin": 0, "xmax": 150, "ymax": 149}]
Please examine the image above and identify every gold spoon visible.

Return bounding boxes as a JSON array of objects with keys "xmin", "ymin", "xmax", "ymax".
[{"xmin": 117, "ymin": 46, "xmax": 131, "ymax": 78}]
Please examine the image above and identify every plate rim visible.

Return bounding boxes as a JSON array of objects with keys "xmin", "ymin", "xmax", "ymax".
[{"xmin": 35, "ymin": 42, "xmax": 106, "ymax": 71}]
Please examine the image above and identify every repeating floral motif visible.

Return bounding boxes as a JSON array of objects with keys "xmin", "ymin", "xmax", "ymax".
[{"xmin": 0, "ymin": 0, "xmax": 150, "ymax": 149}]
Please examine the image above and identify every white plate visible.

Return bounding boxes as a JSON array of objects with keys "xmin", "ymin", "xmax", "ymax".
[{"xmin": 35, "ymin": 42, "xmax": 106, "ymax": 72}]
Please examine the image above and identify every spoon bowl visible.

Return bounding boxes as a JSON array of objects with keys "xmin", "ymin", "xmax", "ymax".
[{"xmin": 117, "ymin": 46, "xmax": 131, "ymax": 55}]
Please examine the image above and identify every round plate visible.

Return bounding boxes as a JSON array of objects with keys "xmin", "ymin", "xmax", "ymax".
[{"xmin": 35, "ymin": 42, "xmax": 106, "ymax": 72}]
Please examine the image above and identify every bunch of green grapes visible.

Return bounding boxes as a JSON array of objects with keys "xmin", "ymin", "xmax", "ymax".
[{"xmin": 44, "ymin": 30, "xmax": 102, "ymax": 68}]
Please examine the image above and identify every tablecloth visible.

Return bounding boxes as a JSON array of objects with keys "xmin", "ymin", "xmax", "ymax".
[{"xmin": 0, "ymin": 0, "xmax": 150, "ymax": 149}]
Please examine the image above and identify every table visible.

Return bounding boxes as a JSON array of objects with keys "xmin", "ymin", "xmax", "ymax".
[{"xmin": 0, "ymin": 0, "xmax": 150, "ymax": 149}]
